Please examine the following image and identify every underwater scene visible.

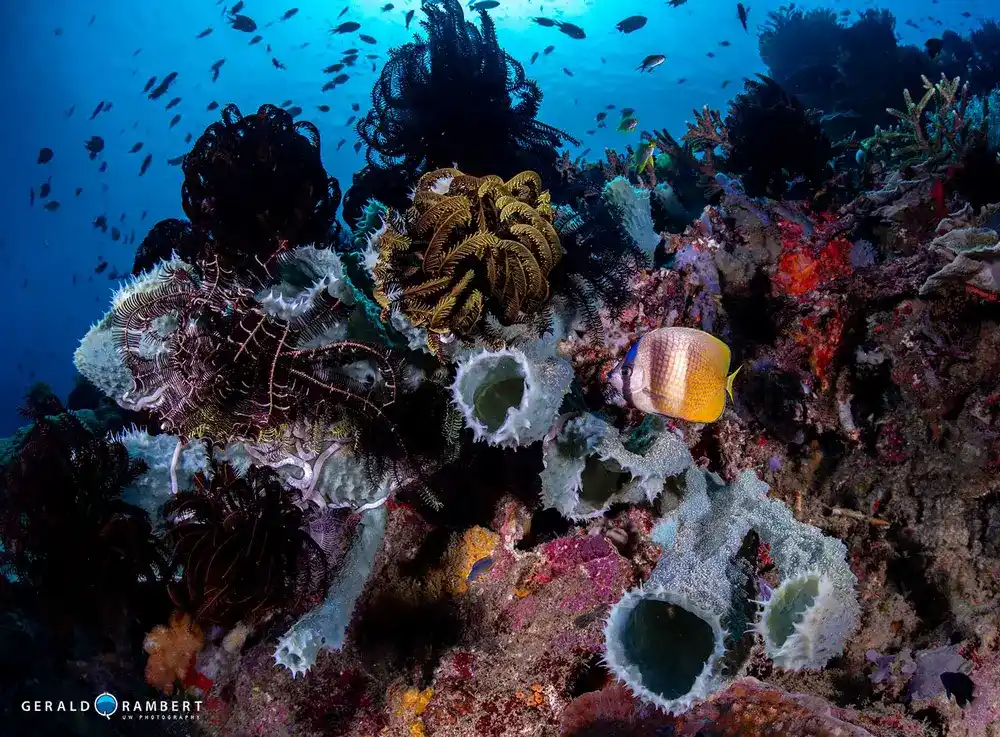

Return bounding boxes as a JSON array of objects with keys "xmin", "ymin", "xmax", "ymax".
[{"xmin": 4, "ymin": 0, "xmax": 1000, "ymax": 734}]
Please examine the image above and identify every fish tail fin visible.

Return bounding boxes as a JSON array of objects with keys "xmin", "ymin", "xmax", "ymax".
[{"xmin": 725, "ymin": 365, "xmax": 742, "ymax": 402}]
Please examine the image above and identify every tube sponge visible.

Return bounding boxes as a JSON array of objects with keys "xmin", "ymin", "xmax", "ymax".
[
  {"xmin": 604, "ymin": 467, "xmax": 859, "ymax": 714},
  {"xmin": 540, "ymin": 413, "xmax": 692, "ymax": 520},
  {"xmin": 273, "ymin": 504, "xmax": 388, "ymax": 677},
  {"xmin": 451, "ymin": 344, "xmax": 573, "ymax": 448},
  {"xmin": 602, "ymin": 177, "xmax": 660, "ymax": 257},
  {"xmin": 111, "ymin": 427, "xmax": 210, "ymax": 520}
]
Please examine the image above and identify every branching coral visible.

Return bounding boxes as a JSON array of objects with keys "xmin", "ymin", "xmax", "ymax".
[
  {"xmin": 182, "ymin": 104, "xmax": 341, "ymax": 265},
  {"xmin": 681, "ymin": 106, "xmax": 731, "ymax": 172},
  {"xmin": 164, "ymin": 465, "xmax": 328, "ymax": 628},
  {"xmin": 866, "ymin": 74, "xmax": 974, "ymax": 166},
  {"xmin": 345, "ymin": 0, "xmax": 576, "ymax": 222},
  {"xmin": 371, "ymin": 168, "xmax": 562, "ymax": 349}
]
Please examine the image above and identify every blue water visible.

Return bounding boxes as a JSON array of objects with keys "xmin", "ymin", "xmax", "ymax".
[{"xmin": 0, "ymin": 0, "xmax": 993, "ymax": 435}]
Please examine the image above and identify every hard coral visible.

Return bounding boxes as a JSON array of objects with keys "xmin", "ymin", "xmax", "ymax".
[
  {"xmin": 143, "ymin": 611, "xmax": 204, "ymax": 695},
  {"xmin": 182, "ymin": 104, "xmax": 341, "ymax": 265},
  {"xmin": 164, "ymin": 465, "xmax": 328, "ymax": 628},
  {"xmin": 346, "ymin": 0, "xmax": 576, "ymax": 222},
  {"xmin": 372, "ymin": 168, "xmax": 562, "ymax": 348}
]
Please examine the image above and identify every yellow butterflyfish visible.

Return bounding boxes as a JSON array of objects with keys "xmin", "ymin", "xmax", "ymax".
[{"xmin": 608, "ymin": 326, "xmax": 740, "ymax": 423}]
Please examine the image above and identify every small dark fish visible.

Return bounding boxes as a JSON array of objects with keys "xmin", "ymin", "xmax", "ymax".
[
  {"xmin": 207, "ymin": 100, "xmax": 219, "ymax": 110},
  {"xmin": 95, "ymin": 260, "xmax": 109, "ymax": 274},
  {"xmin": 185, "ymin": 133, "xmax": 192, "ymax": 143},
  {"xmin": 229, "ymin": 14, "xmax": 257, "ymax": 32},
  {"xmin": 249, "ymin": 34, "xmax": 263, "ymax": 45},
  {"xmin": 616, "ymin": 15, "xmax": 647, "ymax": 33},
  {"xmin": 281, "ymin": 8, "xmax": 299, "ymax": 20},
  {"xmin": 104, "ymin": 101, "xmax": 113, "ymax": 112},
  {"xmin": 737, "ymin": 3, "xmax": 749, "ymax": 32},
  {"xmin": 324, "ymin": 63, "xmax": 344, "ymax": 73},
  {"xmin": 99, "ymin": 162, "xmax": 107, "ymax": 173},
  {"xmin": 281, "ymin": 99, "xmax": 294, "ymax": 107},
  {"xmin": 299, "ymin": 41, "xmax": 310, "ymax": 48},
  {"xmin": 120, "ymin": 212, "xmax": 126, "ymax": 222},
  {"xmin": 287, "ymin": 106, "xmax": 302, "ymax": 117},
  {"xmin": 211, "ymin": 58, "xmax": 225, "ymax": 82},
  {"xmin": 29, "ymin": 188, "xmax": 35, "ymax": 206},
  {"xmin": 129, "ymin": 142, "xmax": 144, "ymax": 153},
  {"xmin": 43, "ymin": 201, "xmax": 60, "ymax": 212},
  {"xmin": 706, "ymin": 51, "xmax": 715, "ymax": 57},
  {"xmin": 719, "ymin": 40, "xmax": 731, "ymax": 47},
  {"xmin": 111, "ymin": 227, "xmax": 121, "ymax": 241},
  {"xmin": 321, "ymin": 80, "xmax": 337, "ymax": 92},
  {"xmin": 133, "ymin": 47, "xmax": 142, "ymax": 56},
  {"xmin": 64, "ymin": 104, "xmax": 75, "ymax": 117},
  {"xmin": 351, "ymin": 102, "xmax": 360, "ymax": 111},
  {"xmin": 197, "ymin": 27, "xmax": 213, "ymax": 38},
  {"xmin": 353, "ymin": 141, "xmax": 362, "ymax": 153},
  {"xmin": 543, "ymin": 45, "xmax": 554, "ymax": 55},
  {"xmin": 37, "ymin": 147, "xmax": 54, "ymax": 164},
  {"xmin": 336, "ymin": 138, "xmax": 346, "ymax": 150},
  {"xmin": 169, "ymin": 114, "xmax": 181, "ymax": 129},
  {"xmin": 343, "ymin": 47, "xmax": 359, "ymax": 54},
  {"xmin": 925, "ymin": 37, "xmax": 943, "ymax": 58},
  {"xmin": 961, "ymin": 11, "xmax": 971, "ymax": 17},
  {"xmin": 467, "ymin": 556, "xmax": 494, "ymax": 581},
  {"xmin": 621, "ymin": 107, "xmax": 635, "ymax": 118},
  {"xmin": 533, "ymin": 17, "xmax": 556, "ymax": 27},
  {"xmin": 140, "ymin": 211, "xmax": 146, "ymax": 220},
  {"xmin": 75, "ymin": 187, "xmax": 83, "ymax": 196},
  {"xmin": 129, "ymin": 230, "xmax": 135, "ymax": 243},
  {"xmin": 471, "ymin": 0, "xmax": 500, "ymax": 9},
  {"xmin": 84, "ymin": 136, "xmax": 105, "ymax": 159},
  {"xmin": 381, "ymin": 3, "xmax": 394, "ymax": 11},
  {"xmin": 39, "ymin": 178, "xmax": 51, "ymax": 198},
  {"xmin": 557, "ymin": 22, "xmax": 586, "ymax": 39},
  {"xmin": 636, "ymin": 54, "xmax": 665, "ymax": 72},
  {"xmin": 346, "ymin": 115, "xmax": 356, "ymax": 125},
  {"xmin": 366, "ymin": 53, "xmax": 378, "ymax": 59},
  {"xmin": 721, "ymin": 79, "xmax": 731, "ymax": 88},
  {"xmin": 333, "ymin": 73, "xmax": 349, "ymax": 84},
  {"xmin": 563, "ymin": 67, "xmax": 573, "ymax": 76},
  {"xmin": 167, "ymin": 155, "xmax": 185, "ymax": 166},
  {"xmin": 606, "ymin": 104, "xmax": 615, "ymax": 109},
  {"xmin": 94, "ymin": 215, "xmax": 108, "ymax": 231},
  {"xmin": 359, "ymin": 33, "xmax": 377, "ymax": 44},
  {"xmin": 317, "ymin": 104, "xmax": 331, "ymax": 112},
  {"xmin": 88, "ymin": 14, "xmax": 96, "ymax": 26},
  {"xmin": 143, "ymin": 76, "xmax": 157, "ymax": 92},
  {"xmin": 148, "ymin": 72, "xmax": 178, "ymax": 100},
  {"xmin": 231, "ymin": 0, "xmax": 245, "ymax": 11},
  {"xmin": 677, "ymin": 77, "xmax": 687, "ymax": 84},
  {"xmin": 272, "ymin": 57, "xmax": 286, "ymax": 69},
  {"xmin": 405, "ymin": 9, "xmax": 414, "ymax": 28},
  {"xmin": 331, "ymin": 21, "xmax": 360, "ymax": 34},
  {"xmin": 165, "ymin": 96, "xmax": 182, "ymax": 109},
  {"xmin": 596, "ymin": 112, "xmax": 606, "ymax": 122},
  {"xmin": 530, "ymin": 51, "xmax": 538, "ymax": 63},
  {"xmin": 89, "ymin": 101, "xmax": 105, "ymax": 120},
  {"xmin": 139, "ymin": 153, "xmax": 152, "ymax": 176},
  {"xmin": 338, "ymin": 6, "xmax": 349, "ymax": 18},
  {"xmin": 580, "ymin": 148, "xmax": 591, "ymax": 158},
  {"xmin": 342, "ymin": 54, "xmax": 358, "ymax": 65}
]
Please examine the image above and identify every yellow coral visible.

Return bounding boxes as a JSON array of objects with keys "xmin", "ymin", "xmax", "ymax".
[
  {"xmin": 372, "ymin": 168, "xmax": 562, "ymax": 348},
  {"xmin": 143, "ymin": 611, "xmax": 204, "ymax": 695},
  {"xmin": 395, "ymin": 687, "xmax": 434, "ymax": 737}
]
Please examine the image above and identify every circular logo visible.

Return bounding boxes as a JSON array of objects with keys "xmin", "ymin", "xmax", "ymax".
[{"xmin": 94, "ymin": 692, "xmax": 118, "ymax": 719}]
